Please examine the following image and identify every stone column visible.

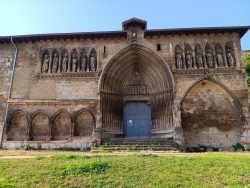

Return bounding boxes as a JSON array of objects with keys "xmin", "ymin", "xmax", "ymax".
[
  {"xmin": 92, "ymin": 102, "xmax": 103, "ymax": 146},
  {"xmin": 70, "ymin": 122, "xmax": 74, "ymax": 141},
  {"xmin": 26, "ymin": 117, "xmax": 31, "ymax": 142},
  {"xmin": 1, "ymin": 122, "xmax": 8, "ymax": 143},
  {"xmin": 173, "ymin": 99, "xmax": 185, "ymax": 146},
  {"xmin": 47, "ymin": 119, "xmax": 52, "ymax": 141},
  {"xmin": 240, "ymin": 99, "xmax": 250, "ymax": 150}
]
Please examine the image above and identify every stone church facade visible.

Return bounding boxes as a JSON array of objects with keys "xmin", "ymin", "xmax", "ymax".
[{"xmin": 0, "ymin": 18, "xmax": 250, "ymax": 150}]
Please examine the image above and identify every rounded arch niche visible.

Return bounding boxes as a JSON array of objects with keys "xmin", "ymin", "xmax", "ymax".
[{"xmin": 99, "ymin": 44, "xmax": 175, "ymax": 134}]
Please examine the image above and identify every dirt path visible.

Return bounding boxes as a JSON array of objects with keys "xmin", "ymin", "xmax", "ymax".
[
  {"xmin": 0, "ymin": 156, "xmax": 39, "ymax": 159},
  {"xmin": 0, "ymin": 151, "xmax": 249, "ymax": 159}
]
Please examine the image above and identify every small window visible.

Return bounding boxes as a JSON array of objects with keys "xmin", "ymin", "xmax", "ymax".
[
  {"xmin": 103, "ymin": 46, "xmax": 108, "ymax": 58},
  {"xmin": 157, "ymin": 43, "xmax": 161, "ymax": 51}
]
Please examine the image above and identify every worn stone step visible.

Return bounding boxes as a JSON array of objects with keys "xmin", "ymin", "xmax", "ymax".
[
  {"xmin": 103, "ymin": 139, "xmax": 176, "ymax": 145},
  {"xmin": 104, "ymin": 138, "xmax": 174, "ymax": 142},
  {"xmin": 92, "ymin": 144, "xmax": 179, "ymax": 152},
  {"xmin": 92, "ymin": 146, "xmax": 178, "ymax": 151},
  {"xmin": 101, "ymin": 144, "xmax": 175, "ymax": 148},
  {"xmin": 102, "ymin": 142, "xmax": 176, "ymax": 146},
  {"xmin": 93, "ymin": 137, "xmax": 180, "ymax": 152},
  {"xmin": 103, "ymin": 141, "xmax": 175, "ymax": 144}
]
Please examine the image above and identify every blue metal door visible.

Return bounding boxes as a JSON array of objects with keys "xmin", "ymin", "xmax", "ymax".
[{"xmin": 123, "ymin": 102, "xmax": 152, "ymax": 137}]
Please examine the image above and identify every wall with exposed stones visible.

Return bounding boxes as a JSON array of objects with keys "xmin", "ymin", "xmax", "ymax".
[
  {"xmin": 181, "ymin": 80, "xmax": 239, "ymax": 148},
  {"xmin": 0, "ymin": 24, "xmax": 249, "ymax": 150},
  {"xmin": 0, "ymin": 44, "xmax": 14, "ymax": 144}
]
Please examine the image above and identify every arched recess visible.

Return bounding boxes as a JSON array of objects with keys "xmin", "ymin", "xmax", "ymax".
[
  {"xmin": 73, "ymin": 109, "xmax": 95, "ymax": 137},
  {"xmin": 99, "ymin": 44, "xmax": 175, "ymax": 133},
  {"xmin": 51, "ymin": 110, "xmax": 71, "ymax": 140},
  {"xmin": 181, "ymin": 78, "xmax": 242, "ymax": 148},
  {"xmin": 6, "ymin": 110, "xmax": 28, "ymax": 141},
  {"xmin": 29, "ymin": 110, "xmax": 49, "ymax": 141}
]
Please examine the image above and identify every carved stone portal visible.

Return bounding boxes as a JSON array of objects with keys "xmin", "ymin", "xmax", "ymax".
[{"xmin": 124, "ymin": 72, "xmax": 148, "ymax": 95}]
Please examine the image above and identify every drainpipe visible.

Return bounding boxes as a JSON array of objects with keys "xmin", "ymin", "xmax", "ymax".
[{"xmin": 0, "ymin": 37, "xmax": 18, "ymax": 147}]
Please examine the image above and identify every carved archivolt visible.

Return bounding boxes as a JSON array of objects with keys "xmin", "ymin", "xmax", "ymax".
[
  {"xmin": 40, "ymin": 48, "xmax": 98, "ymax": 74},
  {"xmin": 175, "ymin": 42, "xmax": 236, "ymax": 69}
]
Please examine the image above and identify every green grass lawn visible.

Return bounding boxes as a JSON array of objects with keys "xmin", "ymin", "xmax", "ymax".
[{"xmin": 0, "ymin": 151, "xmax": 249, "ymax": 188}]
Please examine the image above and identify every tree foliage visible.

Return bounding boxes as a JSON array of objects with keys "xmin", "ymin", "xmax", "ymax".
[
  {"xmin": 243, "ymin": 53, "xmax": 250, "ymax": 74},
  {"xmin": 243, "ymin": 53, "xmax": 250, "ymax": 92}
]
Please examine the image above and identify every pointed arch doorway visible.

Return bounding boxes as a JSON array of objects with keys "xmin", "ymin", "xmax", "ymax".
[
  {"xmin": 123, "ymin": 71, "xmax": 152, "ymax": 137},
  {"xmin": 99, "ymin": 44, "xmax": 175, "ymax": 138}
]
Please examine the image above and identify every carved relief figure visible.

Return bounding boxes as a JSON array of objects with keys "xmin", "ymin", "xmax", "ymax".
[
  {"xmin": 89, "ymin": 50, "xmax": 97, "ymax": 71},
  {"xmin": 51, "ymin": 52, "xmax": 59, "ymax": 73},
  {"xmin": 61, "ymin": 51, "xmax": 68, "ymax": 72},
  {"xmin": 71, "ymin": 50, "xmax": 79, "ymax": 72},
  {"xmin": 185, "ymin": 44, "xmax": 193, "ymax": 69},
  {"xmin": 216, "ymin": 50, "xmax": 224, "ymax": 67},
  {"xmin": 205, "ymin": 44, "xmax": 214, "ymax": 68},
  {"xmin": 175, "ymin": 53, "xmax": 183, "ymax": 68},
  {"xmin": 225, "ymin": 42, "xmax": 235, "ymax": 67},
  {"xmin": 226, "ymin": 51, "xmax": 235, "ymax": 67},
  {"xmin": 206, "ymin": 52, "xmax": 214, "ymax": 68},
  {"xmin": 81, "ymin": 55, "xmax": 87, "ymax": 72},
  {"xmin": 132, "ymin": 30, "xmax": 137, "ymax": 43},
  {"xmin": 41, "ymin": 52, "xmax": 50, "ymax": 73},
  {"xmin": 185, "ymin": 53, "xmax": 193, "ymax": 69},
  {"xmin": 215, "ymin": 44, "xmax": 224, "ymax": 67},
  {"xmin": 175, "ymin": 45, "xmax": 183, "ymax": 69},
  {"xmin": 195, "ymin": 44, "xmax": 204, "ymax": 68}
]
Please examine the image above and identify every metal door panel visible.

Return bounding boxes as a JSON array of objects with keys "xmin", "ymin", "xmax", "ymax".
[{"xmin": 124, "ymin": 102, "xmax": 151, "ymax": 137}]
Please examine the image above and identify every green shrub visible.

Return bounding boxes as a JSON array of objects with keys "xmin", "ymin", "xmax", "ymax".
[
  {"xmin": 19, "ymin": 144, "xmax": 36, "ymax": 150},
  {"xmin": 212, "ymin": 147, "xmax": 219, "ymax": 152},
  {"xmin": 167, "ymin": 137, "xmax": 174, "ymax": 141},
  {"xmin": 52, "ymin": 155, "xmax": 78, "ymax": 160},
  {"xmin": 186, "ymin": 145, "xmax": 207, "ymax": 152},
  {"xmin": 62, "ymin": 160, "xmax": 109, "ymax": 175},
  {"xmin": 186, "ymin": 145, "xmax": 221, "ymax": 152},
  {"xmin": 35, "ymin": 156, "xmax": 45, "ymax": 160},
  {"xmin": 243, "ymin": 53, "xmax": 250, "ymax": 74},
  {"xmin": 232, "ymin": 143, "xmax": 245, "ymax": 151},
  {"xmin": 52, "ymin": 155, "xmax": 94, "ymax": 160},
  {"xmin": 135, "ymin": 153, "xmax": 158, "ymax": 158}
]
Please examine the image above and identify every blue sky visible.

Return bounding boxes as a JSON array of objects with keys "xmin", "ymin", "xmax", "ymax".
[{"xmin": 0, "ymin": 0, "xmax": 249, "ymax": 49}]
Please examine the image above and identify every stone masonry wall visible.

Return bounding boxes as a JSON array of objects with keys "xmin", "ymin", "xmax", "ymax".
[
  {"xmin": 1, "ymin": 29, "xmax": 249, "ymax": 149},
  {"xmin": 0, "ymin": 44, "xmax": 14, "ymax": 144},
  {"xmin": 181, "ymin": 80, "xmax": 239, "ymax": 148}
]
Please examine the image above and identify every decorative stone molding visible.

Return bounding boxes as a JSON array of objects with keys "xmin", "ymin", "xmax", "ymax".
[
  {"xmin": 173, "ymin": 68, "xmax": 242, "ymax": 77},
  {"xmin": 34, "ymin": 71, "xmax": 100, "ymax": 79}
]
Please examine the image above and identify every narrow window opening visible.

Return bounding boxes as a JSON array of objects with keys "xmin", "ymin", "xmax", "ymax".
[{"xmin": 157, "ymin": 43, "xmax": 161, "ymax": 51}]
